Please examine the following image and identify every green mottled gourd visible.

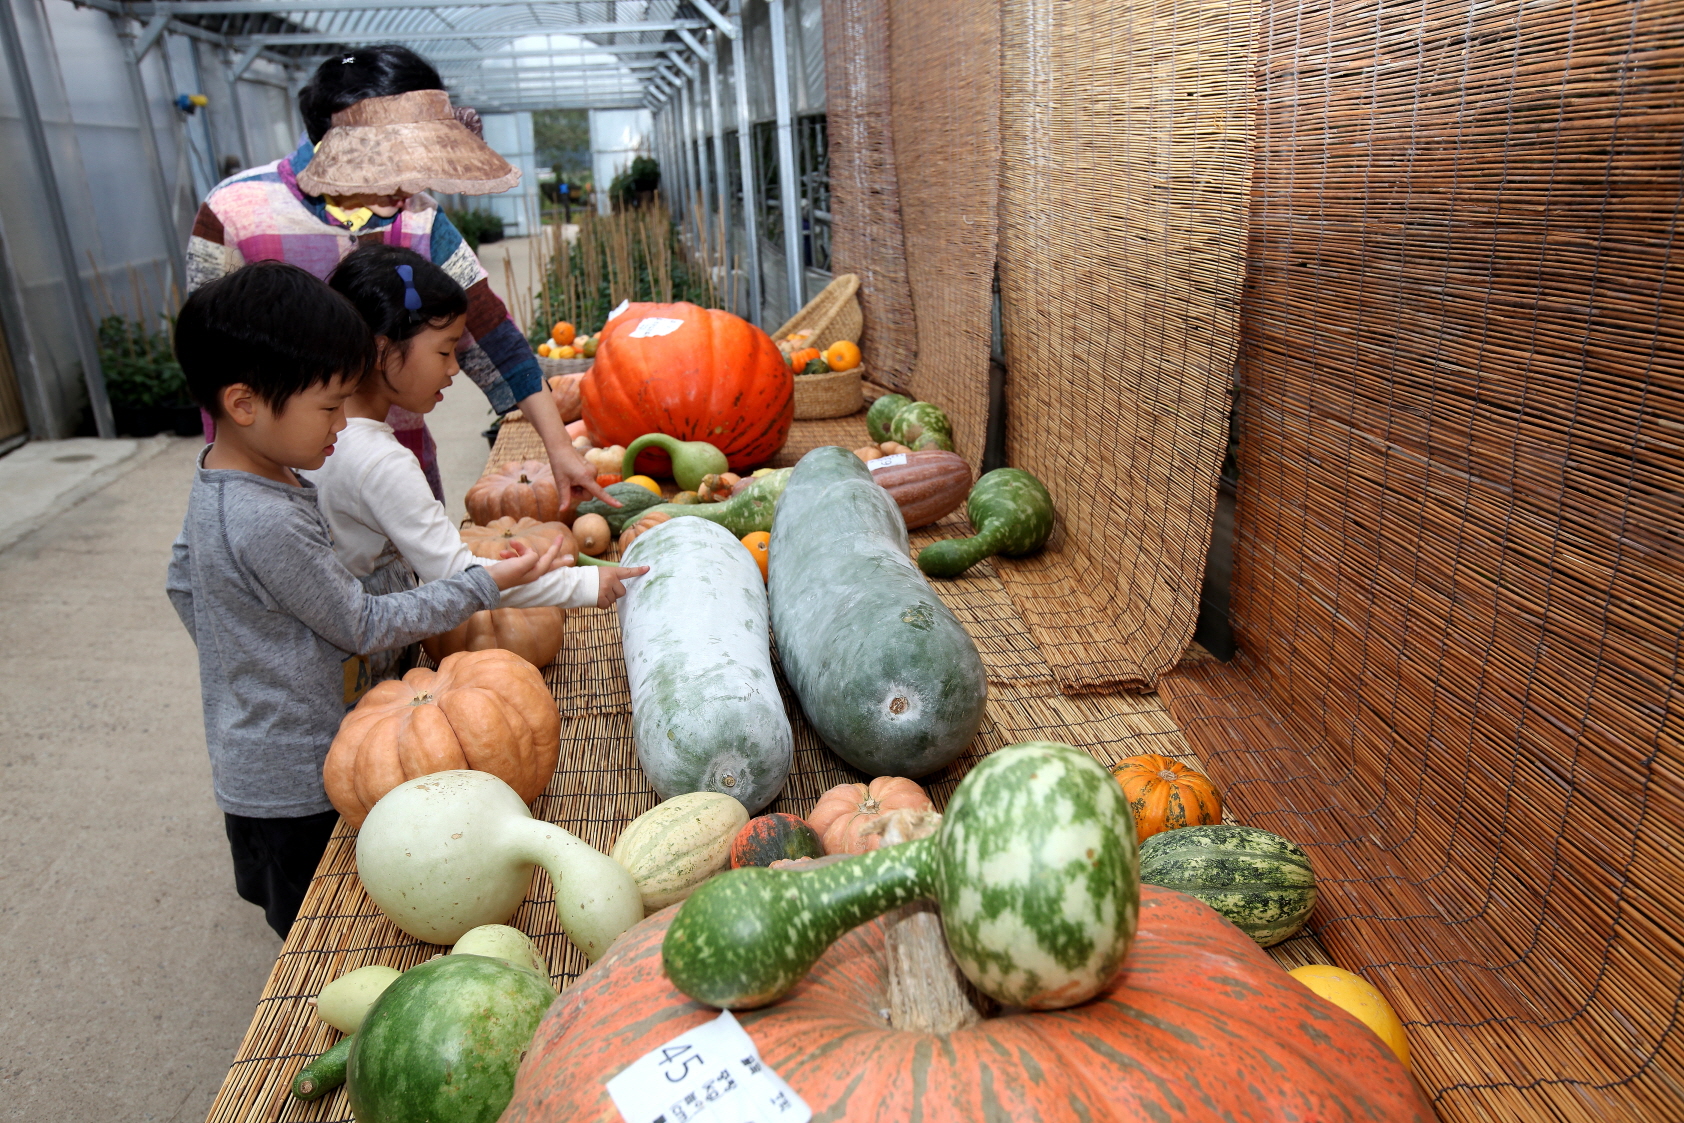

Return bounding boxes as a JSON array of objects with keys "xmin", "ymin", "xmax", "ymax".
[
  {"xmin": 888, "ymin": 400, "xmax": 955, "ymax": 451},
  {"xmin": 1138, "ymin": 824, "xmax": 1318, "ymax": 947},
  {"xmin": 918, "ymin": 467, "xmax": 1056, "ymax": 578},
  {"xmin": 866, "ymin": 393, "xmax": 912, "ymax": 443},
  {"xmin": 575, "ymin": 481, "xmax": 664, "ymax": 534},
  {"xmin": 662, "ymin": 741, "xmax": 1139, "ymax": 1011},
  {"xmin": 622, "ymin": 433, "xmax": 730, "ymax": 490},
  {"xmin": 638, "ymin": 467, "xmax": 792, "ymax": 538}
]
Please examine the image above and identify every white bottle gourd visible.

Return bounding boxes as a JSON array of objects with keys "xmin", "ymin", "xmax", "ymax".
[{"xmin": 617, "ymin": 517, "xmax": 793, "ymax": 812}]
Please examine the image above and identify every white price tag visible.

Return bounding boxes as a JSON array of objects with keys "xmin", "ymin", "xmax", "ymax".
[
  {"xmin": 865, "ymin": 453, "xmax": 907, "ymax": 471},
  {"xmin": 606, "ymin": 1011, "xmax": 810, "ymax": 1123},
  {"xmin": 607, "ymin": 299, "xmax": 631, "ymax": 321},
  {"xmin": 629, "ymin": 316, "xmax": 686, "ymax": 339}
]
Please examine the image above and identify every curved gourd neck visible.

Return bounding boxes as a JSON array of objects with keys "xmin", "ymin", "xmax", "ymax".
[
  {"xmin": 807, "ymin": 836, "xmax": 938, "ymax": 925},
  {"xmin": 499, "ymin": 816, "xmax": 643, "ymax": 963},
  {"xmin": 622, "ymin": 433, "xmax": 680, "ymax": 478}
]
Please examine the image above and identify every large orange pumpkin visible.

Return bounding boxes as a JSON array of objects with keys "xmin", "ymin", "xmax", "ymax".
[
  {"xmin": 421, "ymin": 605, "xmax": 567, "ymax": 670},
  {"xmin": 807, "ymin": 777, "xmax": 932, "ymax": 855},
  {"xmin": 465, "ymin": 460, "xmax": 576, "ymax": 525},
  {"xmin": 502, "ymin": 887, "xmax": 1432, "ymax": 1123},
  {"xmin": 323, "ymin": 649, "xmax": 560, "ymax": 827},
  {"xmin": 580, "ymin": 302, "xmax": 793, "ymax": 474},
  {"xmin": 1110, "ymin": 753, "xmax": 1224, "ymax": 842},
  {"xmin": 458, "ymin": 516, "xmax": 576, "ymax": 561}
]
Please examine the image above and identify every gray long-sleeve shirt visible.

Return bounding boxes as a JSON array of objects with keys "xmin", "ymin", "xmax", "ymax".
[{"xmin": 165, "ymin": 449, "xmax": 500, "ymax": 817}]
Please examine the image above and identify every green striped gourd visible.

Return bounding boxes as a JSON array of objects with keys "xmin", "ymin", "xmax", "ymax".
[{"xmin": 1137, "ymin": 824, "xmax": 1317, "ymax": 946}]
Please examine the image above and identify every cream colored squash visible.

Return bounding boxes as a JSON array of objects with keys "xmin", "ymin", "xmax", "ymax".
[{"xmin": 610, "ymin": 792, "xmax": 749, "ymax": 913}]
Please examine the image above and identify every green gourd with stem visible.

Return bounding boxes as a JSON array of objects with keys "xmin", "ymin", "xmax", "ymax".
[
  {"xmin": 621, "ymin": 433, "xmax": 730, "ymax": 491},
  {"xmin": 917, "ymin": 468, "xmax": 1055, "ymax": 578}
]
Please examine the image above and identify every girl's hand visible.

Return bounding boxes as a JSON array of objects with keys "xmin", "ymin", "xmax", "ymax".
[
  {"xmin": 485, "ymin": 535, "xmax": 573, "ymax": 590},
  {"xmin": 594, "ymin": 565, "xmax": 649, "ymax": 607}
]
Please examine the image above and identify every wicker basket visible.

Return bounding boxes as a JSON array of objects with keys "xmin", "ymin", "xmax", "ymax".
[
  {"xmin": 793, "ymin": 364, "xmax": 866, "ymax": 419},
  {"xmin": 537, "ymin": 354, "xmax": 594, "ymax": 378},
  {"xmin": 772, "ymin": 273, "xmax": 863, "ymax": 351}
]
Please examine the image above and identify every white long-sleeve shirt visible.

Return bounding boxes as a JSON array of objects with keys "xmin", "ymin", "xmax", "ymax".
[{"xmin": 302, "ymin": 417, "xmax": 599, "ymax": 609}]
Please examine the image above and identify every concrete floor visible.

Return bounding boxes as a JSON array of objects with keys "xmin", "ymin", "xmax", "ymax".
[{"xmin": 0, "ymin": 360, "xmax": 503, "ymax": 1120}]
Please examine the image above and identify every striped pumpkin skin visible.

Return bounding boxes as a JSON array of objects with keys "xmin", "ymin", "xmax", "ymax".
[
  {"xmin": 1109, "ymin": 754, "xmax": 1223, "ymax": 842},
  {"xmin": 581, "ymin": 302, "xmax": 794, "ymax": 474},
  {"xmin": 503, "ymin": 887, "xmax": 1432, "ymax": 1123},
  {"xmin": 1138, "ymin": 824, "xmax": 1317, "ymax": 947}
]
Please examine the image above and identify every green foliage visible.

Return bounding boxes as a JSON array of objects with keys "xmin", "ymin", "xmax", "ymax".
[
  {"xmin": 609, "ymin": 156, "xmax": 662, "ymax": 209},
  {"xmin": 97, "ymin": 316, "xmax": 188, "ymax": 409},
  {"xmin": 533, "ymin": 108, "xmax": 592, "ymax": 181},
  {"xmin": 445, "ymin": 208, "xmax": 506, "ymax": 250}
]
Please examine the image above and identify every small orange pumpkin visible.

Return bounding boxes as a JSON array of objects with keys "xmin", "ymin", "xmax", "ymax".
[
  {"xmin": 458, "ymin": 516, "xmax": 575, "ymax": 561},
  {"xmin": 1110, "ymin": 754, "xmax": 1223, "ymax": 842},
  {"xmin": 789, "ymin": 346, "xmax": 822, "ymax": 370},
  {"xmin": 465, "ymin": 460, "xmax": 575, "ymax": 525},
  {"xmin": 422, "ymin": 606, "xmax": 568, "ymax": 670},
  {"xmin": 740, "ymin": 531, "xmax": 770, "ymax": 581},
  {"xmin": 808, "ymin": 777, "xmax": 933, "ymax": 855},
  {"xmin": 323, "ymin": 649, "xmax": 561, "ymax": 827}
]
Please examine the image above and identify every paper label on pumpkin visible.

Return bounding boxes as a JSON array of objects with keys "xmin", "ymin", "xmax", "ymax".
[
  {"xmin": 865, "ymin": 453, "xmax": 907, "ymax": 471},
  {"xmin": 629, "ymin": 317, "xmax": 685, "ymax": 339},
  {"xmin": 605, "ymin": 1010, "xmax": 811, "ymax": 1123},
  {"xmin": 608, "ymin": 299, "xmax": 631, "ymax": 321}
]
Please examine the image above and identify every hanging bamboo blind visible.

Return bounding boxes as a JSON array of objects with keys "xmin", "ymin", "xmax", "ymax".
[
  {"xmin": 1154, "ymin": 0, "xmax": 1684, "ymax": 1118},
  {"xmin": 821, "ymin": 0, "xmax": 919, "ymax": 389},
  {"xmin": 886, "ymin": 0, "xmax": 1000, "ymax": 464},
  {"xmin": 993, "ymin": 0, "xmax": 1253, "ymax": 692}
]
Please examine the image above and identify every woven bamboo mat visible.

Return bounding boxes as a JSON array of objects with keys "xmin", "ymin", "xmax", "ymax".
[
  {"xmin": 1147, "ymin": 0, "xmax": 1684, "ymax": 1118},
  {"xmin": 207, "ymin": 415, "xmax": 1310, "ymax": 1123},
  {"xmin": 822, "ymin": 0, "xmax": 918, "ymax": 390}
]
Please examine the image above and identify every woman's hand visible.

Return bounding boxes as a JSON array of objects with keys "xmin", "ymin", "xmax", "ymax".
[
  {"xmin": 484, "ymin": 536, "xmax": 573, "ymax": 590},
  {"xmin": 513, "ymin": 386, "xmax": 622, "ymax": 509},
  {"xmin": 593, "ymin": 565, "xmax": 649, "ymax": 607}
]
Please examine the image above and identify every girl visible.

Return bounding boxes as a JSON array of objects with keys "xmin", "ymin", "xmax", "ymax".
[{"xmin": 304, "ymin": 243, "xmax": 645, "ymax": 683}]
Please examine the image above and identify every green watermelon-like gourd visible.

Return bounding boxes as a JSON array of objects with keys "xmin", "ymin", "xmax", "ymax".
[
  {"xmin": 770, "ymin": 446, "xmax": 987, "ymax": 777},
  {"xmin": 1138, "ymin": 823, "xmax": 1317, "ymax": 947},
  {"xmin": 918, "ymin": 468, "xmax": 1055, "ymax": 579},
  {"xmin": 346, "ymin": 954, "xmax": 556, "ymax": 1123},
  {"xmin": 730, "ymin": 813, "xmax": 824, "ymax": 868},
  {"xmin": 663, "ymin": 741, "xmax": 1139, "ymax": 1010},
  {"xmin": 866, "ymin": 393, "xmax": 911, "ymax": 443}
]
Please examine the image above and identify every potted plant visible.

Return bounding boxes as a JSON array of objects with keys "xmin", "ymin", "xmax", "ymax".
[{"xmin": 97, "ymin": 316, "xmax": 201, "ymax": 437}]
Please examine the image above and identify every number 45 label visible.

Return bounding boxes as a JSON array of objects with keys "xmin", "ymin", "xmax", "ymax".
[{"xmin": 605, "ymin": 1010, "xmax": 812, "ymax": 1123}]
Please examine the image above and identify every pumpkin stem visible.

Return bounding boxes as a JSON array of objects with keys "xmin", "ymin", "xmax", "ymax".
[
  {"xmin": 1158, "ymin": 769, "xmax": 1179, "ymax": 783},
  {"xmin": 880, "ymin": 810, "xmax": 991, "ymax": 1034},
  {"xmin": 859, "ymin": 796, "xmax": 884, "ymax": 816},
  {"xmin": 409, "ymin": 692, "xmax": 435, "ymax": 706}
]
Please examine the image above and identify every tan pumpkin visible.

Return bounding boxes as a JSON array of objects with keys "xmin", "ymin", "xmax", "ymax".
[
  {"xmin": 465, "ymin": 460, "xmax": 576, "ymax": 525},
  {"xmin": 548, "ymin": 373, "xmax": 585, "ymax": 422},
  {"xmin": 458, "ymin": 516, "xmax": 576, "ymax": 561},
  {"xmin": 808, "ymin": 776, "xmax": 933, "ymax": 855},
  {"xmin": 323, "ymin": 649, "xmax": 561, "ymax": 827},
  {"xmin": 422, "ymin": 605, "xmax": 568, "ymax": 670}
]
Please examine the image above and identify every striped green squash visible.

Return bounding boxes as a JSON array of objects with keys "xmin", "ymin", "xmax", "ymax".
[
  {"xmin": 662, "ymin": 741, "xmax": 1139, "ymax": 1010},
  {"xmin": 1137, "ymin": 824, "xmax": 1316, "ymax": 946}
]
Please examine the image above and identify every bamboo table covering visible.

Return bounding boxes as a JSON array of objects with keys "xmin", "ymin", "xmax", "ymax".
[{"xmin": 203, "ymin": 413, "xmax": 1336, "ymax": 1123}]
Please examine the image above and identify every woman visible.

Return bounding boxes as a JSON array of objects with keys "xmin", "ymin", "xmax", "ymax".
[{"xmin": 185, "ymin": 45, "xmax": 605, "ymax": 509}]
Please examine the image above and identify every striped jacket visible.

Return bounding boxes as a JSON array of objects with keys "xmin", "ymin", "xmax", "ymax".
[{"xmin": 187, "ymin": 140, "xmax": 541, "ymax": 425}]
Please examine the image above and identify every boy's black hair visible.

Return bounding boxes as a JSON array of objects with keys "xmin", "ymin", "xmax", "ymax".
[
  {"xmin": 175, "ymin": 261, "xmax": 376, "ymax": 417},
  {"xmin": 328, "ymin": 244, "xmax": 468, "ymax": 352},
  {"xmin": 298, "ymin": 45, "xmax": 444, "ymax": 144}
]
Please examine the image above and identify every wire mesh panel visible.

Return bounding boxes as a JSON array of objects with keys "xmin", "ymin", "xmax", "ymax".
[
  {"xmin": 1157, "ymin": 1, "xmax": 1684, "ymax": 1118},
  {"xmin": 990, "ymin": 0, "xmax": 1254, "ymax": 692},
  {"xmin": 821, "ymin": 0, "xmax": 918, "ymax": 388},
  {"xmin": 885, "ymin": 0, "xmax": 1000, "ymax": 460}
]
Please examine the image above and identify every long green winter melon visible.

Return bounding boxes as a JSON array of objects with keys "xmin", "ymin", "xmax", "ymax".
[
  {"xmin": 1137, "ymin": 823, "xmax": 1317, "ymax": 946},
  {"xmin": 769, "ymin": 445, "xmax": 986, "ymax": 776},
  {"xmin": 618, "ymin": 517, "xmax": 792, "ymax": 812}
]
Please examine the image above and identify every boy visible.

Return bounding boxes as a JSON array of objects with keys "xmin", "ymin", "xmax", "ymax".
[{"xmin": 165, "ymin": 261, "xmax": 571, "ymax": 938}]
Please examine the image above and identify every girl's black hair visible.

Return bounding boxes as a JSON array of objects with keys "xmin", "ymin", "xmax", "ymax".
[
  {"xmin": 298, "ymin": 45, "xmax": 443, "ymax": 144},
  {"xmin": 175, "ymin": 261, "xmax": 375, "ymax": 417},
  {"xmin": 328, "ymin": 244, "xmax": 468, "ymax": 349}
]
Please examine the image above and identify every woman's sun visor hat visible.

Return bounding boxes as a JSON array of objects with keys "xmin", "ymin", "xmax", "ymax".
[{"xmin": 296, "ymin": 89, "xmax": 520, "ymax": 197}]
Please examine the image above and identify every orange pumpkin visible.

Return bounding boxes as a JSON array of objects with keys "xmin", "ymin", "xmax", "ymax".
[
  {"xmin": 740, "ymin": 530, "xmax": 770, "ymax": 581},
  {"xmin": 323, "ymin": 649, "xmax": 561, "ymax": 827},
  {"xmin": 789, "ymin": 346, "xmax": 822, "ymax": 370},
  {"xmin": 421, "ymin": 606, "xmax": 568, "ymax": 670},
  {"xmin": 503, "ymin": 889, "xmax": 1433, "ymax": 1123},
  {"xmin": 808, "ymin": 777, "xmax": 933, "ymax": 854},
  {"xmin": 464, "ymin": 460, "xmax": 575, "ymax": 526},
  {"xmin": 458, "ymin": 516, "xmax": 575, "ymax": 561},
  {"xmin": 1110, "ymin": 754, "xmax": 1223, "ymax": 842},
  {"xmin": 580, "ymin": 302, "xmax": 793, "ymax": 474},
  {"xmin": 547, "ymin": 372, "xmax": 585, "ymax": 422}
]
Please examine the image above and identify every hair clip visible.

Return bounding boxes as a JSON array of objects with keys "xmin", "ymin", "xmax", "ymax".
[
  {"xmin": 395, "ymin": 264, "xmax": 422, "ymax": 318},
  {"xmin": 342, "ymin": 54, "xmax": 356, "ymax": 65}
]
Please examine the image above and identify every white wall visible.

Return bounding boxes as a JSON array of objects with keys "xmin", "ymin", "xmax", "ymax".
[{"xmin": 588, "ymin": 108, "xmax": 651, "ymax": 215}]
